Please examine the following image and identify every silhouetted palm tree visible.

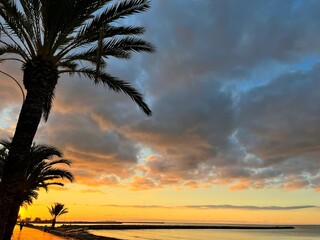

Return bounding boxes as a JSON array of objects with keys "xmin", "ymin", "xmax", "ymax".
[
  {"xmin": 0, "ymin": 0, "xmax": 153, "ymax": 237},
  {"xmin": 0, "ymin": 140, "xmax": 74, "ymax": 239},
  {"xmin": 48, "ymin": 203, "xmax": 69, "ymax": 229}
]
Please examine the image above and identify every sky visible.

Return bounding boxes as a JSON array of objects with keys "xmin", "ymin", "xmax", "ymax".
[{"xmin": 1, "ymin": 0, "xmax": 320, "ymax": 224}]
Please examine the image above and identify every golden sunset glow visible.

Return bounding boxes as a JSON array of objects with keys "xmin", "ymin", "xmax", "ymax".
[
  {"xmin": 18, "ymin": 207, "xmax": 27, "ymax": 220},
  {"xmin": 17, "ymin": 185, "xmax": 320, "ymax": 224}
]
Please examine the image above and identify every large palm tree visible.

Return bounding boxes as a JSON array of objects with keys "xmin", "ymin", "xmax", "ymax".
[
  {"xmin": 0, "ymin": 0, "xmax": 153, "ymax": 236},
  {"xmin": 48, "ymin": 203, "xmax": 69, "ymax": 229},
  {"xmin": 0, "ymin": 139, "xmax": 74, "ymax": 239}
]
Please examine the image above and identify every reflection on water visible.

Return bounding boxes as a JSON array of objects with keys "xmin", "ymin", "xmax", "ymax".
[{"xmin": 89, "ymin": 226, "xmax": 320, "ymax": 240}]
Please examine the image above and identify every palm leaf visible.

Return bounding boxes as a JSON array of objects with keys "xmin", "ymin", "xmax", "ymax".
[
  {"xmin": 97, "ymin": 0, "xmax": 150, "ymax": 24},
  {"xmin": 0, "ymin": 140, "xmax": 74, "ymax": 206},
  {"xmin": 61, "ymin": 67, "xmax": 152, "ymax": 115},
  {"xmin": 0, "ymin": 0, "xmax": 36, "ymax": 56}
]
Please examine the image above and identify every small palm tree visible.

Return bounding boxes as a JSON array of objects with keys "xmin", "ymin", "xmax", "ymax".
[
  {"xmin": 48, "ymin": 203, "xmax": 69, "ymax": 229},
  {"xmin": 0, "ymin": 139, "xmax": 74, "ymax": 205},
  {"xmin": 0, "ymin": 139, "xmax": 74, "ymax": 238}
]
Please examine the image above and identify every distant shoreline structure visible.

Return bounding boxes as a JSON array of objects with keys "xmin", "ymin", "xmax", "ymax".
[
  {"xmin": 60, "ymin": 224, "xmax": 295, "ymax": 230},
  {"xmin": 29, "ymin": 221, "xmax": 295, "ymax": 230}
]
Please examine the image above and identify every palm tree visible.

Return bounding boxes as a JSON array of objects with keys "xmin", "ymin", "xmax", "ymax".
[
  {"xmin": 0, "ymin": 139, "xmax": 74, "ymax": 239},
  {"xmin": 48, "ymin": 203, "xmax": 69, "ymax": 229},
  {"xmin": 0, "ymin": 0, "xmax": 154, "ymax": 236}
]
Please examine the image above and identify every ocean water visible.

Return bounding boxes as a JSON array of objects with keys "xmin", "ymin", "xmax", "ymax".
[{"xmin": 89, "ymin": 225, "xmax": 320, "ymax": 240}]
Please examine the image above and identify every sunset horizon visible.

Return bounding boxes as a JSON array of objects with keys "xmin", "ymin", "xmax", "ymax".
[{"xmin": 19, "ymin": 184, "xmax": 319, "ymax": 225}]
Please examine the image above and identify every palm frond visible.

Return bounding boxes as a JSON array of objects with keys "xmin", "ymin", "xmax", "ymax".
[
  {"xmin": 0, "ymin": 57, "xmax": 25, "ymax": 64},
  {"xmin": 61, "ymin": 67, "xmax": 152, "ymax": 116},
  {"xmin": 22, "ymin": 190, "xmax": 38, "ymax": 206},
  {"xmin": 58, "ymin": 60, "xmax": 79, "ymax": 72},
  {"xmin": 0, "ymin": 0, "xmax": 36, "ymax": 57},
  {"xmin": 44, "ymin": 159, "xmax": 71, "ymax": 167},
  {"xmin": 48, "ymin": 203, "xmax": 68, "ymax": 217},
  {"xmin": 104, "ymin": 36, "xmax": 154, "ymax": 54},
  {"xmin": 0, "ymin": 35, "xmax": 29, "ymax": 61},
  {"xmin": 58, "ymin": 208, "xmax": 68, "ymax": 216},
  {"xmin": 19, "ymin": 0, "xmax": 42, "ymax": 50},
  {"xmin": 40, "ymin": 182, "xmax": 64, "ymax": 187},
  {"xmin": 0, "ymin": 44, "xmax": 27, "ymax": 61},
  {"xmin": 54, "ymin": 0, "xmax": 151, "ymax": 60},
  {"xmin": 41, "ymin": 169, "xmax": 74, "ymax": 183},
  {"xmin": 60, "ymin": 36, "xmax": 154, "ymax": 72},
  {"xmin": 29, "ymin": 144, "xmax": 62, "ymax": 160},
  {"xmin": 97, "ymin": 0, "xmax": 150, "ymax": 24},
  {"xmin": 43, "ymin": 0, "xmax": 108, "ymax": 56},
  {"xmin": 0, "ymin": 139, "xmax": 74, "ymax": 206},
  {"xmin": 74, "ymin": 24, "xmax": 146, "ymax": 47}
]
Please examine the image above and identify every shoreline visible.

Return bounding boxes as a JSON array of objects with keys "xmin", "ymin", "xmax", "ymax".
[
  {"xmin": 75, "ymin": 224, "xmax": 294, "ymax": 230},
  {"xmin": 25, "ymin": 223, "xmax": 294, "ymax": 240}
]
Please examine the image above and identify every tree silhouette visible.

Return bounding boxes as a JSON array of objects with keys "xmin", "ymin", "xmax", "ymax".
[
  {"xmin": 0, "ymin": 140, "xmax": 74, "ymax": 239},
  {"xmin": 0, "ymin": 1, "xmax": 153, "ymax": 238},
  {"xmin": 48, "ymin": 203, "xmax": 69, "ymax": 229}
]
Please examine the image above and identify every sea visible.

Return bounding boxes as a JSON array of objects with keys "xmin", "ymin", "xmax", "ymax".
[
  {"xmin": 88, "ymin": 224, "xmax": 320, "ymax": 240},
  {"xmin": 32, "ymin": 222, "xmax": 320, "ymax": 240}
]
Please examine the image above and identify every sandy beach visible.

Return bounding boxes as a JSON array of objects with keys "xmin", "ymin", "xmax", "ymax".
[
  {"xmin": 12, "ymin": 225, "xmax": 121, "ymax": 240},
  {"xmin": 11, "ymin": 225, "xmax": 71, "ymax": 240}
]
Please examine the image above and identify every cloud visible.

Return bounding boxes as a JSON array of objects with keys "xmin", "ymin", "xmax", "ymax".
[
  {"xmin": 141, "ymin": 0, "xmax": 320, "ymax": 84},
  {"xmin": 1, "ymin": 0, "xmax": 320, "ymax": 192},
  {"xmin": 129, "ymin": 176, "xmax": 162, "ymax": 191},
  {"xmin": 124, "ymin": 0, "xmax": 320, "ymax": 191},
  {"xmin": 182, "ymin": 205, "xmax": 319, "ymax": 211},
  {"xmin": 82, "ymin": 204, "xmax": 320, "ymax": 211}
]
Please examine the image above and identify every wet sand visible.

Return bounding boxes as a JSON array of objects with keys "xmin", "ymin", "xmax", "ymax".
[{"xmin": 11, "ymin": 225, "xmax": 72, "ymax": 240}]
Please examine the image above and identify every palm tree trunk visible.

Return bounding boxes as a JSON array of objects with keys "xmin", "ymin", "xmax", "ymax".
[
  {"xmin": 0, "ymin": 91, "xmax": 44, "ymax": 237},
  {"xmin": 0, "ymin": 58, "xmax": 58, "ymax": 238},
  {"xmin": 3, "ymin": 201, "xmax": 21, "ymax": 240},
  {"xmin": 51, "ymin": 216, "xmax": 57, "ymax": 229}
]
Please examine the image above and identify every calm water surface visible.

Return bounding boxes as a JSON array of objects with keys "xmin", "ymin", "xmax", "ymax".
[{"xmin": 89, "ymin": 225, "xmax": 320, "ymax": 240}]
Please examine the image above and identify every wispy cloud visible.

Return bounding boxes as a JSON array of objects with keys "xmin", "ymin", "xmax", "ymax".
[
  {"xmin": 181, "ymin": 205, "xmax": 319, "ymax": 211},
  {"xmin": 78, "ymin": 204, "xmax": 320, "ymax": 211}
]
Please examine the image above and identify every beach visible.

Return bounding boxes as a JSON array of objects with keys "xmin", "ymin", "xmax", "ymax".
[
  {"xmin": 13, "ymin": 223, "xmax": 320, "ymax": 240},
  {"xmin": 22, "ymin": 222, "xmax": 308, "ymax": 240},
  {"xmin": 11, "ymin": 225, "xmax": 71, "ymax": 240},
  {"xmin": 13, "ymin": 224, "xmax": 121, "ymax": 240}
]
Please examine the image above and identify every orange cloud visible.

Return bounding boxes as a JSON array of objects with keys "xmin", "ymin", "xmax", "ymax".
[
  {"xmin": 129, "ymin": 176, "xmax": 162, "ymax": 191},
  {"xmin": 229, "ymin": 181, "xmax": 251, "ymax": 191},
  {"xmin": 184, "ymin": 181, "xmax": 199, "ymax": 189}
]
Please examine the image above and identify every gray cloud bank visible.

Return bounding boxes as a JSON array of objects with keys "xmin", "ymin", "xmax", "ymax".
[{"xmin": 1, "ymin": 0, "xmax": 320, "ymax": 191}]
